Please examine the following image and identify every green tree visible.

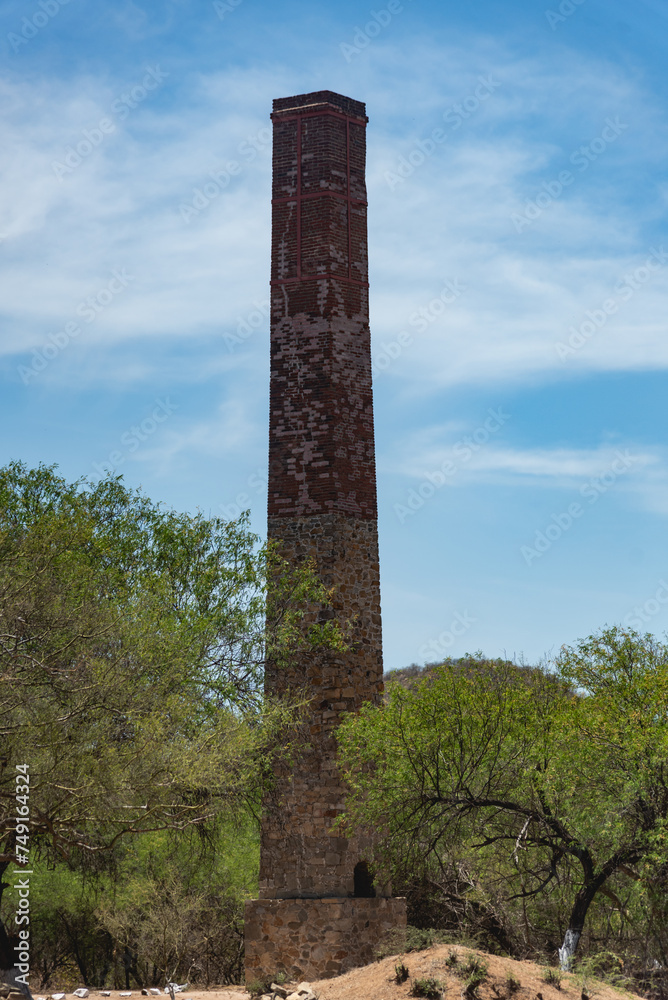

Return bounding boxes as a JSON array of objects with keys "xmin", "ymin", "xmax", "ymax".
[
  {"xmin": 2, "ymin": 818, "xmax": 259, "ymax": 988},
  {"xmin": 338, "ymin": 632, "xmax": 668, "ymax": 968},
  {"xmin": 0, "ymin": 461, "xmax": 348, "ymax": 966}
]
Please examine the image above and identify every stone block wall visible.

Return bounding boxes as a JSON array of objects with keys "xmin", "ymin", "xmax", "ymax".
[
  {"xmin": 244, "ymin": 897, "xmax": 407, "ymax": 983},
  {"xmin": 260, "ymin": 515, "xmax": 382, "ymax": 899}
]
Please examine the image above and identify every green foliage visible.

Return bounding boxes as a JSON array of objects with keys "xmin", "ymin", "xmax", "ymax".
[
  {"xmin": 2, "ymin": 819, "xmax": 258, "ymax": 987},
  {"xmin": 556, "ymin": 628, "xmax": 668, "ymax": 863},
  {"xmin": 395, "ymin": 961, "xmax": 410, "ymax": 983},
  {"xmin": 375, "ymin": 925, "xmax": 453, "ymax": 959},
  {"xmin": 403, "ymin": 928, "xmax": 452, "ymax": 952},
  {"xmin": 0, "ymin": 461, "xmax": 349, "ymax": 870},
  {"xmin": 247, "ymin": 973, "xmax": 289, "ymax": 997},
  {"xmin": 542, "ymin": 966, "xmax": 562, "ymax": 989},
  {"xmin": 338, "ymin": 636, "xmax": 668, "ymax": 969},
  {"xmin": 573, "ymin": 951, "xmax": 629, "ymax": 991},
  {"xmin": 455, "ymin": 954, "xmax": 488, "ymax": 994},
  {"xmin": 12, "ymin": 862, "xmax": 112, "ymax": 988},
  {"xmin": 6, "ymin": 460, "xmax": 668, "ymax": 988},
  {"xmin": 411, "ymin": 977, "xmax": 444, "ymax": 999},
  {"xmin": 458, "ymin": 954, "xmax": 488, "ymax": 979},
  {"xmin": 0, "ymin": 461, "xmax": 353, "ymax": 982},
  {"xmin": 246, "ymin": 979, "xmax": 269, "ymax": 997},
  {"xmin": 339, "ymin": 655, "xmax": 561, "ymax": 868},
  {"xmin": 94, "ymin": 821, "xmax": 257, "ymax": 985}
]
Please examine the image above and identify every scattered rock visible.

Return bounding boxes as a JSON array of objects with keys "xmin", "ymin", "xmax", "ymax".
[
  {"xmin": 271, "ymin": 987, "xmax": 289, "ymax": 1000},
  {"xmin": 51, "ymin": 994, "xmax": 66, "ymax": 999},
  {"xmin": 149, "ymin": 992, "xmax": 161, "ymax": 997},
  {"xmin": 100, "ymin": 992, "xmax": 111, "ymax": 996},
  {"xmin": 73, "ymin": 990, "xmax": 89, "ymax": 998},
  {"xmin": 142, "ymin": 991, "xmax": 149, "ymax": 996},
  {"xmin": 120, "ymin": 993, "xmax": 132, "ymax": 996},
  {"xmin": 0, "ymin": 986, "xmax": 25, "ymax": 1000}
]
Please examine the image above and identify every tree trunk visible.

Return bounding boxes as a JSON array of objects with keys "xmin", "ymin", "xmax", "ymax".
[
  {"xmin": 558, "ymin": 927, "xmax": 582, "ymax": 970},
  {"xmin": 559, "ymin": 881, "xmax": 599, "ymax": 969},
  {"xmin": 559, "ymin": 848, "xmax": 642, "ymax": 970}
]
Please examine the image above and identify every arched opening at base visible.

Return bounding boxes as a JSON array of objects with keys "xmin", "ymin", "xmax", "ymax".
[{"xmin": 353, "ymin": 860, "xmax": 376, "ymax": 898}]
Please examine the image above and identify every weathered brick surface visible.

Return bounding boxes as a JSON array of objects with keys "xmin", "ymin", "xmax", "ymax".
[
  {"xmin": 245, "ymin": 898, "xmax": 407, "ymax": 982},
  {"xmin": 245, "ymin": 90, "xmax": 407, "ymax": 983},
  {"xmin": 269, "ymin": 90, "xmax": 374, "ymax": 520}
]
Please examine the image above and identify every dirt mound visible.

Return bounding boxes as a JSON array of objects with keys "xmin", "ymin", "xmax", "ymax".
[{"xmin": 309, "ymin": 943, "xmax": 639, "ymax": 1000}]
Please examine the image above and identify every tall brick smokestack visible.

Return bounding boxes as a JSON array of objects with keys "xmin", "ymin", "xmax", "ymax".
[
  {"xmin": 244, "ymin": 90, "xmax": 405, "ymax": 982},
  {"xmin": 264, "ymin": 88, "xmax": 380, "ymax": 898}
]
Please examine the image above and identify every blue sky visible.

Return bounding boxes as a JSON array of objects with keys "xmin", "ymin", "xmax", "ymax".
[{"xmin": 2, "ymin": 0, "xmax": 668, "ymax": 670}]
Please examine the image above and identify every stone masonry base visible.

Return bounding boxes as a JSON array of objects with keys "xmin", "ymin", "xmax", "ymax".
[{"xmin": 244, "ymin": 896, "xmax": 407, "ymax": 983}]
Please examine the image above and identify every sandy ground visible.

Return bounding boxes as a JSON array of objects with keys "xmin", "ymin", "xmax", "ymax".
[{"xmin": 34, "ymin": 944, "xmax": 642, "ymax": 1000}]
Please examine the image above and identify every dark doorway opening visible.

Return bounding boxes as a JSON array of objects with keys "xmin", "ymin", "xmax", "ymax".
[{"xmin": 354, "ymin": 860, "xmax": 376, "ymax": 898}]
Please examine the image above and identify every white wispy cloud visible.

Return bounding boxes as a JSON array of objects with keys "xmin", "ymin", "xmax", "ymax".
[
  {"xmin": 383, "ymin": 432, "xmax": 668, "ymax": 516},
  {"xmin": 1, "ymin": 34, "xmax": 667, "ymax": 394}
]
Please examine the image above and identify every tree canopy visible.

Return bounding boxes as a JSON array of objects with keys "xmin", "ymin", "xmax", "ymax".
[
  {"xmin": 0, "ymin": 461, "xmax": 346, "ymax": 887},
  {"xmin": 337, "ymin": 631, "xmax": 668, "ymax": 969}
]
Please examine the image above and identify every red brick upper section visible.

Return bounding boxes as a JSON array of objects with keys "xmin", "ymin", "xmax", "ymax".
[{"xmin": 268, "ymin": 92, "xmax": 377, "ymax": 520}]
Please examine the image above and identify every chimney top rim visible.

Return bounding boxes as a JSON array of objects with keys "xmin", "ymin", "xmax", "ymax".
[{"xmin": 272, "ymin": 90, "xmax": 367, "ymax": 121}]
